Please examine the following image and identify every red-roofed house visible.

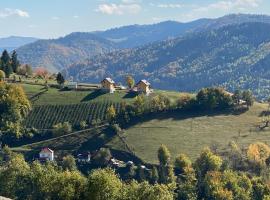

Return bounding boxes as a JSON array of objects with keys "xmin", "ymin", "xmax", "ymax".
[{"xmin": 39, "ymin": 148, "xmax": 54, "ymax": 161}]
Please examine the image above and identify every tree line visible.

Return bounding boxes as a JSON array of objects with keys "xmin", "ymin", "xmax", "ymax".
[
  {"xmin": 107, "ymin": 87, "xmax": 255, "ymax": 126},
  {"xmin": 1, "ymin": 140, "xmax": 270, "ymax": 200},
  {"xmin": 0, "ymin": 49, "xmax": 33, "ymax": 79}
]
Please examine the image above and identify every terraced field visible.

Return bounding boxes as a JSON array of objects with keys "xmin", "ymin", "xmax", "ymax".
[{"xmin": 25, "ymin": 101, "xmax": 121, "ymax": 129}]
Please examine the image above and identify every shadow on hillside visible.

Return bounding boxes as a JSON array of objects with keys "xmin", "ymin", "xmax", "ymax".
[
  {"xmin": 260, "ymin": 110, "xmax": 270, "ymax": 117},
  {"xmin": 123, "ymin": 92, "xmax": 137, "ymax": 99},
  {"xmin": 122, "ymin": 108, "xmax": 248, "ymax": 129},
  {"xmin": 29, "ymin": 88, "xmax": 48, "ymax": 102},
  {"xmin": 81, "ymin": 90, "xmax": 106, "ymax": 102},
  {"xmin": 78, "ymin": 127, "xmax": 115, "ymax": 152}
]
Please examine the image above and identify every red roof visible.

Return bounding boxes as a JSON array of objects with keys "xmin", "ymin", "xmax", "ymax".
[{"xmin": 40, "ymin": 147, "xmax": 54, "ymax": 153}]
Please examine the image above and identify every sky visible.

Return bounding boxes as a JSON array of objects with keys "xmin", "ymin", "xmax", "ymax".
[{"xmin": 0, "ymin": 0, "xmax": 269, "ymax": 39}]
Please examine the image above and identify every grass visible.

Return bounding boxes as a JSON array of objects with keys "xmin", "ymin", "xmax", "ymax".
[
  {"xmin": 20, "ymin": 83, "xmax": 184, "ymax": 129},
  {"xmin": 22, "ymin": 82, "xmax": 269, "ymax": 165},
  {"xmin": 21, "ymin": 83, "xmax": 134, "ymax": 105},
  {"xmin": 114, "ymin": 103, "xmax": 270, "ymax": 163},
  {"xmin": 13, "ymin": 127, "xmax": 107, "ymax": 158}
]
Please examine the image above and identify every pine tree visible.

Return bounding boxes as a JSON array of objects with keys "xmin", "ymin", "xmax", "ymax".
[
  {"xmin": 11, "ymin": 51, "xmax": 20, "ymax": 73},
  {"xmin": 1, "ymin": 50, "xmax": 10, "ymax": 65},
  {"xmin": 56, "ymin": 72, "xmax": 65, "ymax": 85},
  {"xmin": 0, "ymin": 50, "xmax": 12, "ymax": 77}
]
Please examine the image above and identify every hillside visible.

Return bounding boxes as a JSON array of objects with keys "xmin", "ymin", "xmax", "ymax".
[
  {"xmin": 16, "ymin": 14, "xmax": 270, "ymax": 72},
  {"xmin": 67, "ymin": 22, "xmax": 270, "ymax": 99},
  {"xmin": 16, "ymin": 33, "xmax": 117, "ymax": 72},
  {"xmin": 0, "ymin": 36, "xmax": 38, "ymax": 52},
  {"xmin": 95, "ymin": 14, "xmax": 270, "ymax": 48},
  {"xmin": 115, "ymin": 103, "xmax": 268, "ymax": 162},
  {"xmin": 18, "ymin": 84, "xmax": 270, "ymax": 164}
]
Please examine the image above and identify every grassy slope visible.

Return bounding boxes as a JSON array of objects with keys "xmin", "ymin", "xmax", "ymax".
[
  {"xmin": 21, "ymin": 84, "xmax": 135, "ymax": 128},
  {"xmin": 20, "ymin": 83, "xmax": 270, "ymax": 164},
  {"xmin": 22, "ymin": 83, "xmax": 133, "ymax": 105},
  {"xmin": 116, "ymin": 103, "xmax": 270, "ymax": 163},
  {"xmin": 21, "ymin": 84, "xmax": 185, "ymax": 129}
]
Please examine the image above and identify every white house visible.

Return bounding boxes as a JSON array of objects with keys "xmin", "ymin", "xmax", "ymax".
[
  {"xmin": 135, "ymin": 80, "xmax": 152, "ymax": 96},
  {"xmin": 101, "ymin": 78, "xmax": 116, "ymax": 93},
  {"xmin": 39, "ymin": 147, "xmax": 54, "ymax": 161}
]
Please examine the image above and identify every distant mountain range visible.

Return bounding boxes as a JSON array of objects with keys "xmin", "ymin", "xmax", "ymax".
[
  {"xmin": 66, "ymin": 22, "xmax": 270, "ymax": 99},
  {"xmin": 0, "ymin": 36, "xmax": 38, "ymax": 52},
  {"xmin": 16, "ymin": 14, "xmax": 270, "ymax": 72},
  {"xmin": 16, "ymin": 33, "xmax": 116, "ymax": 72},
  {"xmin": 10, "ymin": 13, "xmax": 270, "ymax": 98}
]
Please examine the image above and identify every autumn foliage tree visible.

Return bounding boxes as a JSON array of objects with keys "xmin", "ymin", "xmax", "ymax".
[
  {"xmin": 126, "ymin": 75, "xmax": 135, "ymax": 89},
  {"xmin": 35, "ymin": 67, "xmax": 49, "ymax": 79},
  {"xmin": 0, "ymin": 82, "xmax": 31, "ymax": 138}
]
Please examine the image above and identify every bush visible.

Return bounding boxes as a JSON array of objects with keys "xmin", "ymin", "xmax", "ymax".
[
  {"xmin": 196, "ymin": 87, "xmax": 233, "ymax": 110},
  {"xmin": 79, "ymin": 121, "xmax": 87, "ymax": 130},
  {"xmin": 52, "ymin": 122, "xmax": 72, "ymax": 136}
]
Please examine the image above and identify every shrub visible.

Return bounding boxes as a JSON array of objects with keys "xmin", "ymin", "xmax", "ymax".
[{"xmin": 52, "ymin": 122, "xmax": 72, "ymax": 136}]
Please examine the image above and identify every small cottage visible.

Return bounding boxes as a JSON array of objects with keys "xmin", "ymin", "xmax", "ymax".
[
  {"xmin": 39, "ymin": 147, "xmax": 54, "ymax": 161},
  {"xmin": 77, "ymin": 152, "xmax": 91, "ymax": 163},
  {"xmin": 135, "ymin": 80, "xmax": 151, "ymax": 95},
  {"xmin": 101, "ymin": 78, "xmax": 115, "ymax": 93}
]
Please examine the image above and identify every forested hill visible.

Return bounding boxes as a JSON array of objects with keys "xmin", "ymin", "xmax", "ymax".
[
  {"xmin": 66, "ymin": 22, "xmax": 270, "ymax": 99},
  {"xmin": 16, "ymin": 14, "xmax": 270, "ymax": 72},
  {"xmin": 94, "ymin": 14, "xmax": 270, "ymax": 48},
  {"xmin": 0, "ymin": 36, "xmax": 38, "ymax": 52},
  {"xmin": 16, "ymin": 33, "xmax": 117, "ymax": 72}
]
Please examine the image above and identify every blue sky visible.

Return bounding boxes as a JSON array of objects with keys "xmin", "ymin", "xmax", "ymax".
[{"xmin": 0, "ymin": 0, "xmax": 269, "ymax": 38}]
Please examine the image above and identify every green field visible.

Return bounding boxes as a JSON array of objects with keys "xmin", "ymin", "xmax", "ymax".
[
  {"xmin": 113, "ymin": 103, "xmax": 270, "ymax": 163},
  {"xmin": 21, "ymin": 84, "xmax": 132, "ymax": 128},
  {"xmin": 19, "ymin": 83, "xmax": 270, "ymax": 164},
  {"xmin": 21, "ymin": 84, "xmax": 183, "ymax": 129}
]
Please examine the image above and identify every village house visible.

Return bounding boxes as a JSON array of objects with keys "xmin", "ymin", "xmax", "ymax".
[
  {"xmin": 135, "ymin": 79, "xmax": 152, "ymax": 95},
  {"xmin": 101, "ymin": 78, "xmax": 116, "ymax": 93},
  {"xmin": 39, "ymin": 147, "xmax": 54, "ymax": 161},
  {"xmin": 77, "ymin": 152, "xmax": 91, "ymax": 163}
]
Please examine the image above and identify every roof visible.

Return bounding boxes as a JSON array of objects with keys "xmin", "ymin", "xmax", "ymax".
[
  {"xmin": 40, "ymin": 147, "xmax": 54, "ymax": 153},
  {"xmin": 136, "ymin": 79, "xmax": 150, "ymax": 86},
  {"xmin": 102, "ymin": 77, "xmax": 115, "ymax": 84}
]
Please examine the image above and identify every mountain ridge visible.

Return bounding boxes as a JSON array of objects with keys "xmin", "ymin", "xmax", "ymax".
[{"xmin": 65, "ymin": 22, "xmax": 270, "ymax": 99}]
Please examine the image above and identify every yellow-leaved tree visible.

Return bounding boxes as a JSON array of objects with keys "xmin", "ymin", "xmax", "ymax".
[{"xmin": 0, "ymin": 82, "xmax": 31, "ymax": 138}]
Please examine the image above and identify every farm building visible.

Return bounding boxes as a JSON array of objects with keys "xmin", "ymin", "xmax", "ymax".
[
  {"xmin": 135, "ymin": 80, "xmax": 152, "ymax": 95},
  {"xmin": 101, "ymin": 78, "xmax": 115, "ymax": 93},
  {"xmin": 39, "ymin": 147, "xmax": 54, "ymax": 161}
]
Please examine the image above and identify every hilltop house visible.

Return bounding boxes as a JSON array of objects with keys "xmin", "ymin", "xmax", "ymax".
[
  {"xmin": 39, "ymin": 147, "xmax": 54, "ymax": 161},
  {"xmin": 135, "ymin": 80, "xmax": 152, "ymax": 95},
  {"xmin": 101, "ymin": 78, "xmax": 115, "ymax": 93}
]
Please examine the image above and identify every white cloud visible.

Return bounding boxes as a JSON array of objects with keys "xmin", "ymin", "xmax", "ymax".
[
  {"xmin": 51, "ymin": 16, "xmax": 60, "ymax": 20},
  {"xmin": 73, "ymin": 15, "xmax": 79, "ymax": 19},
  {"xmin": 121, "ymin": 0, "xmax": 141, "ymax": 3},
  {"xmin": 96, "ymin": 3, "xmax": 141, "ymax": 15},
  {"xmin": 194, "ymin": 0, "xmax": 260, "ymax": 13},
  {"xmin": 0, "ymin": 8, "xmax": 29, "ymax": 18},
  {"xmin": 177, "ymin": 0, "xmax": 261, "ymax": 22},
  {"xmin": 156, "ymin": 4, "xmax": 183, "ymax": 9}
]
